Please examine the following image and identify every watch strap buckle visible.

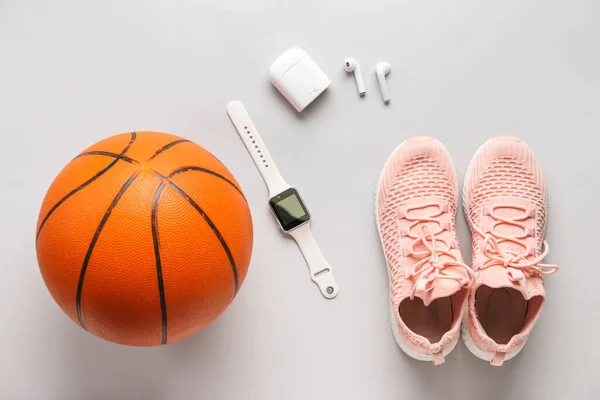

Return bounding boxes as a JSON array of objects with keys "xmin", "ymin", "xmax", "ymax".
[
  {"xmin": 289, "ymin": 223, "xmax": 339, "ymax": 299},
  {"xmin": 311, "ymin": 266, "xmax": 338, "ymax": 299}
]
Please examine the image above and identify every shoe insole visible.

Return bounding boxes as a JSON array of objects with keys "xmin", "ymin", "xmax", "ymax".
[
  {"xmin": 399, "ymin": 297, "xmax": 453, "ymax": 344},
  {"xmin": 475, "ymin": 286, "xmax": 528, "ymax": 345}
]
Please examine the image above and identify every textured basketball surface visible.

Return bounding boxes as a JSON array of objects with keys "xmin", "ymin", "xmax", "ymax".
[{"xmin": 36, "ymin": 132, "xmax": 253, "ymax": 346}]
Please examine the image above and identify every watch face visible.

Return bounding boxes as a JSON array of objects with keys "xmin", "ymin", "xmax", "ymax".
[{"xmin": 269, "ymin": 188, "xmax": 311, "ymax": 231}]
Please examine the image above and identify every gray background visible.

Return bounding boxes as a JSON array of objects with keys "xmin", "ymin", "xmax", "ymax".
[{"xmin": 1, "ymin": 0, "xmax": 598, "ymax": 399}]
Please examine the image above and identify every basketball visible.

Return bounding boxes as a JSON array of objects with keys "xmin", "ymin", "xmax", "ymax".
[{"xmin": 36, "ymin": 131, "xmax": 253, "ymax": 346}]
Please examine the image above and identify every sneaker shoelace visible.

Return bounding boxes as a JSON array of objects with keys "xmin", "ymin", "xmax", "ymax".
[
  {"xmin": 473, "ymin": 203, "xmax": 559, "ymax": 281},
  {"xmin": 394, "ymin": 202, "xmax": 474, "ymax": 299}
]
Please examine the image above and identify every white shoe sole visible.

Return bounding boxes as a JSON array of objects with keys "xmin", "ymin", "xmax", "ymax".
[{"xmin": 374, "ymin": 139, "xmax": 460, "ymax": 363}]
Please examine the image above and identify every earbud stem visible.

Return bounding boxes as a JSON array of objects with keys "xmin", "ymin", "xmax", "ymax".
[
  {"xmin": 378, "ymin": 74, "xmax": 390, "ymax": 103},
  {"xmin": 355, "ymin": 66, "xmax": 366, "ymax": 95}
]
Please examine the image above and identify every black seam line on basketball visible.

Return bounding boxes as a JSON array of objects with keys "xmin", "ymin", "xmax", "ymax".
[
  {"xmin": 166, "ymin": 180, "xmax": 239, "ymax": 295},
  {"xmin": 152, "ymin": 170, "xmax": 239, "ymax": 296},
  {"xmin": 151, "ymin": 181, "xmax": 168, "ymax": 345},
  {"xmin": 75, "ymin": 171, "xmax": 140, "ymax": 329},
  {"xmin": 36, "ymin": 132, "xmax": 137, "ymax": 243},
  {"xmin": 146, "ymin": 139, "xmax": 191, "ymax": 162},
  {"xmin": 74, "ymin": 151, "xmax": 139, "ymax": 164},
  {"xmin": 167, "ymin": 166, "xmax": 246, "ymax": 200}
]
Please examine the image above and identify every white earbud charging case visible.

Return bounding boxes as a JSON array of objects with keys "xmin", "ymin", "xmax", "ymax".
[{"xmin": 269, "ymin": 47, "xmax": 331, "ymax": 112}]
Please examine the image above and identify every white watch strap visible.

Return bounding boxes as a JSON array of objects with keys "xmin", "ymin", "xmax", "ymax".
[
  {"xmin": 227, "ymin": 101, "xmax": 290, "ymax": 196},
  {"xmin": 288, "ymin": 223, "xmax": 338, "ymax": 299}
]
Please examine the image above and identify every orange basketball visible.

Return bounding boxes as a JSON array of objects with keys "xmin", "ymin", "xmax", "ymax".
[{"xmin": 36, "ymin": 131, "xmax": 253, "ymax": 346}]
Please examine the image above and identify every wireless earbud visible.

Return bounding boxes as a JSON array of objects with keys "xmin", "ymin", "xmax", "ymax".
[
  {"xmin": 376, "ymin": 62, "xmax": 391, "ymax": 103},
  {"xmin": 344, "ymin": 58, "xmax": 366, "ymax": 96}
]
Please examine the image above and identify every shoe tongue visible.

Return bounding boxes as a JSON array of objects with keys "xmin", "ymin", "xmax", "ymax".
[
  {"xmin": 475, "ymin": 266, "xmax": 530, "ymax": 297},
  {"xmin": 412, "ymin": 262, "xmax": 464, "ymax": 306}
]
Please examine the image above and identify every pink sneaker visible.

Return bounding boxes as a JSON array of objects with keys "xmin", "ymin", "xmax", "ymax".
[
  {"xmin": 462, "ymin": 137, "xmax": 559, "ymax": 366},
  {"xmin": 375, "ymin": 137, "xmax": 473, "ymax": 365}
]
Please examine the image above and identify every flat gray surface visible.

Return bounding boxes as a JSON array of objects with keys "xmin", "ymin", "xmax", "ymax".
[{"xmin": 1, "ymin": 1, "xmax": 599, "ymax": 399}]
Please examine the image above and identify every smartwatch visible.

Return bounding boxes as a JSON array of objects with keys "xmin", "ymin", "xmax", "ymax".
[{"xmin": 227, "ymin": 101, "xmax": 338, "ymax": 299}]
